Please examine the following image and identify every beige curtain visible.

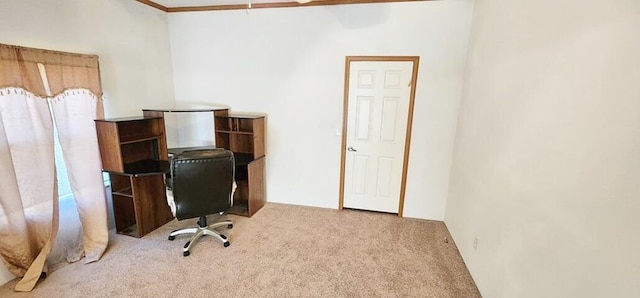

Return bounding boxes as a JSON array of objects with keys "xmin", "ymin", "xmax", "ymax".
[
  {"xmin": 0, "ymin": 44, "xmax": 107, "ymax": 291},
  {"xmin": 50, "ymin": 90, "xmax": 108, "ymax": 264},
  {"xmin": 0, "ymin": 89, "xmax": 58, "ymax": 291}
]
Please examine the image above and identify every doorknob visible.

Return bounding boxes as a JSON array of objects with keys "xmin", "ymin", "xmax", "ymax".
[{"xmin": 347, "ymin": 147, "xmax": 357, "ymax": 152}]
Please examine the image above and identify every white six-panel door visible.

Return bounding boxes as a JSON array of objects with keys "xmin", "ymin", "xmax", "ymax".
[{"xmin": 343, "ymin": 61, "xmax": 414, "ymax": 213}]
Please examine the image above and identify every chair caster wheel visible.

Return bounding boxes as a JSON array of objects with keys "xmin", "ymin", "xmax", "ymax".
[
  {"xmin": 183, "ymin": 251, "xmax": 190, "ymax": 257},
  {"xmin": 168, "ymin": 236, "xmax": 175, "ymax": 241},
  {"xmin": 224, "ymin": 242, "xmax": 230, "ymax": 247},
  {"xmin": 227, "ymin": 224, "xmax": 233, "ymax": 229}
]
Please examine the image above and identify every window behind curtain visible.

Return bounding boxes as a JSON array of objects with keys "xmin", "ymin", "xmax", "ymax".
[{"xmin": 53, "ymin": 125, "xmax": 73, "ymax": 201}]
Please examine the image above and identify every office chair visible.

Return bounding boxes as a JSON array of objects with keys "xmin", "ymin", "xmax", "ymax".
[{"xmin": 167, "ymin": 148, "xmax": 234, "ymax": 256}]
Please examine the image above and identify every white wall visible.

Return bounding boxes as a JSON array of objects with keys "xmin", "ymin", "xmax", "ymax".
[
  {"xmin": 0, "ymin": 0, "xmax": 175, "ymax": 118},
  {"xmin": 445, "ymin": 0, "xmax": 640, "ymax": 297},
  {"xmin": 168, "ymin": 0, "xmax": 474, "ymax": 219},
  {"xmin": 0, "ymin": 0, "xmax": 175, "ymax": 285}
]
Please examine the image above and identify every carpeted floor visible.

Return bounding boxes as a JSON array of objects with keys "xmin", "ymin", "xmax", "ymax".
[{"xmin": 0, "ymin": 203, "xmax": 480, "ymax": 297}]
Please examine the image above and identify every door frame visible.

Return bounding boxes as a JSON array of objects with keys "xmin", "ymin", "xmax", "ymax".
[{"xmin": 338, "ymin": 56, "xmax": 420, "ymax": 217}]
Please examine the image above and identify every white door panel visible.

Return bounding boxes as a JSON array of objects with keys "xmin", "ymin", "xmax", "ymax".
[{"xmin": 343, "ymin": 61, "xmax": 413, "ymax": 213}]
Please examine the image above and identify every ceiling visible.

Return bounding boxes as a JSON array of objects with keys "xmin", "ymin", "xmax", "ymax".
[{"xmin": 137, "ymin": 0, "xmax": 429, "ymax": 12}]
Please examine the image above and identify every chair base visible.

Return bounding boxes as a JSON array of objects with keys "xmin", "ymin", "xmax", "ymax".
[{"xmin": 168, "ymin": 215, "xmax": 233, "ymax": 256}]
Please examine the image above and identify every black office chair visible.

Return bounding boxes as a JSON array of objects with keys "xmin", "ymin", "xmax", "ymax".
[{"xmin": 167, "ymin": 148, "xmax": 234, "ymax": 256}]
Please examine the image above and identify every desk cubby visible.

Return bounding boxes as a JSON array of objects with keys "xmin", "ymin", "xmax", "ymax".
[
  {"xmin": 108, "ymin": 171, "xmax": 173, "ymax": 238},
  {"xmin": 229, "ymin": 153, "xmax": 265, "ymax": 217}
]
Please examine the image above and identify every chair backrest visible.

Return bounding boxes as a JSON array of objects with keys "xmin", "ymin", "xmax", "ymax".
[{"xmin": 171, "ymin": 149, "xmax": 235, "ymax": 221}]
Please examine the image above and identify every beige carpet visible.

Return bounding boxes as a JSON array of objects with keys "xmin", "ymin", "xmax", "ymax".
[{"xmin": 0, "ymin": 203, "xmax": 480, "ymax": 297}]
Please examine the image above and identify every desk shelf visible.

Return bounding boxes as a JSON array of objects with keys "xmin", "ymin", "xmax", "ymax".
[
  {"xmin": 214, "ymin": 112, "xmax": 265, "ymax": 160},
  {"xmin": 111, "ymin": 186, "xmax": 133, "ymax": 198}
]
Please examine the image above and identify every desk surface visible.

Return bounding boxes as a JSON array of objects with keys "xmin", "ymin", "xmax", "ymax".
[
  {"xmin": 95, "ymin": 116, "xmax": 162, "ymax": 123},
  {"xmin": 142, "ymin": 108, "xmax": 228, "ymax": 113},
  {"xmin": 103, "ymin": 159, "xmax": 170, "ymax": 176}
]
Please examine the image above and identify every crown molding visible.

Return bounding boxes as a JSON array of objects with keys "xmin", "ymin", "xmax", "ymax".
[
  {"xmin": 137, "ymin": 0, "xmax": 168, "ymax": 11},
  {"xmin": 137, "ymin": 0, "xmax": 434, "ymax": 12}
]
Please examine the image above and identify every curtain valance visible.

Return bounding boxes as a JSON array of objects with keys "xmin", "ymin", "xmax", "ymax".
[{"xmin": 0, "ymin": 43, "xmax": 102, "ymax": 98}]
